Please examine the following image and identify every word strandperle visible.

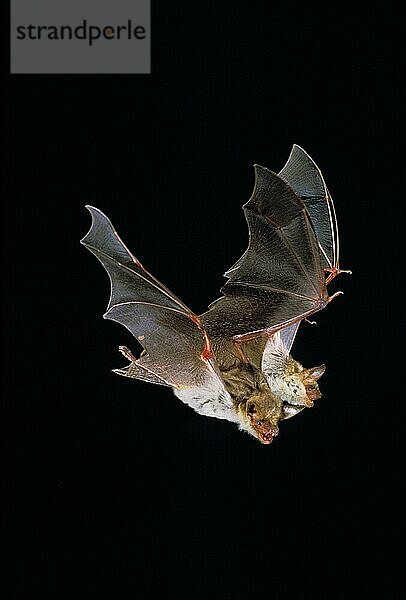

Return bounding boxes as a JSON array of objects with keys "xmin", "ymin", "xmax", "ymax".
[{"xmin": 15, "ymin": 20, "xmax": 146, "ymax": 46}]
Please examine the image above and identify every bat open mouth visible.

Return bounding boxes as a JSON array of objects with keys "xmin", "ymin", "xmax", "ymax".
[
  {"xmin": 259, "ymin": 430, "xmax": 277, "ymax": 444},
  {"xmin": 246, "ymin": 401, "xmax": 280, "ymax": 444}
]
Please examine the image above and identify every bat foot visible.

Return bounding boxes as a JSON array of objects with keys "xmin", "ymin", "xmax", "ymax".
[{"xmin": 325, "ymin": 267, "xmax": 352, "ymax": 285}]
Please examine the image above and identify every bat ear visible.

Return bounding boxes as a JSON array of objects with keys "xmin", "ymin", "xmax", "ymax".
[{"xmin": 303, "ymin": 364, "xmax": 326, "ymax": 382}]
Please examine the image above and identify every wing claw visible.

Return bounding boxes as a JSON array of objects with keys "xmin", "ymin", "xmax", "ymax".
[{"xmin": 328, "ymin": 290, "xmax": 344, "ymax": 302}]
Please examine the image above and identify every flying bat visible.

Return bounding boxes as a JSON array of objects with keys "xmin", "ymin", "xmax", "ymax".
[{"xmin": 81, "ymin": 145, "xmax": 350, "ymax": 444}]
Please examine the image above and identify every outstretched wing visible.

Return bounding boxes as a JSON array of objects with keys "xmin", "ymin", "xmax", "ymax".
[
  {"xmin": 278, "ymin": 144, "xmax": 339, "ymax": 273},
  {"xmin": 202, "ymin": 161, "xmax": 330, "ymax": 342},
  {"xmin": 81, "ymin": 206, "xmax": 221, "ymax": 390}
]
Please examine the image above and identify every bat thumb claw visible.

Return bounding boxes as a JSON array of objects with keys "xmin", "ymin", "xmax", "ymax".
[
  {"xmin": 304, "ymin": 318, "xmax": 317, "ymax": 325},
  {"xmin": 328, "ymin": 290, "xmax": 344, "ymax": 302},
  {"xmin": 119, "ymin": 345, "xmax": 137, "ymax": 361}
]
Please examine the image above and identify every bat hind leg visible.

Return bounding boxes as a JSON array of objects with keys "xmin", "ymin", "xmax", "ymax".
[{"xmin": 324, "ymin": 267, "xmax": 352, "ymax": 285}]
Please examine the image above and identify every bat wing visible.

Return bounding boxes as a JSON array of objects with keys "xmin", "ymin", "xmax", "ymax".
[
  {"xmin": 80, "ymin": 206, "xmax": 230, "ymax": 397},
  {"xmin": 202, "ymin": 156, "xmax": 332, "ymax": 342},
  {"xmin": 278, "ymin": 144, "xmax": 339, "ymax": 273}
]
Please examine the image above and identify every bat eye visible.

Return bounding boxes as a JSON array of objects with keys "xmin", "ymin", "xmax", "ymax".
[
  {"xmin": 256, "ymin": 420, "xmax": 263, "ymax": 427},
  {"xmin": 247, "ymin": 402, "xmax": 256, "ymax": 416}
]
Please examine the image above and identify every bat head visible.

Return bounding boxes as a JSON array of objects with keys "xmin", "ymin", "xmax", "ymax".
[
  {"xmin": 244, "ymin": 387, "xmax": 283, "ymax": 444},
  {"xmin": 298, "ymin": 364, "xmax": 326, "ymax": 406},
  {"xmin": 266, "ymin": 360, "xmax": 326, "ymax": 411}
]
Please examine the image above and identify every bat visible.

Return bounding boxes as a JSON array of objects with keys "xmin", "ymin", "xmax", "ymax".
[{"xmin": 81, "ymin": 145, "xmax": 350, "ymax": 444}]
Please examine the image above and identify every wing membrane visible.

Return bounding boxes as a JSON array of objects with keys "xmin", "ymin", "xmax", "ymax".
[
  {"xmin": 81, "ymin": 206, "xmax": 214, "ymax": 388},
  {"xmin": 202, "ymin": 166, "xmax": 328, "ymax": 341},
  {"xmin": 278, "ymin": 144, "xmax": 339, "ymax": 271}
]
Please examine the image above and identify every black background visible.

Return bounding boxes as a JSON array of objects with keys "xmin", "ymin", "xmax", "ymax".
[{"xmin": 4, "ymin": 3, "xmax": 402, "ymax": 599}]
